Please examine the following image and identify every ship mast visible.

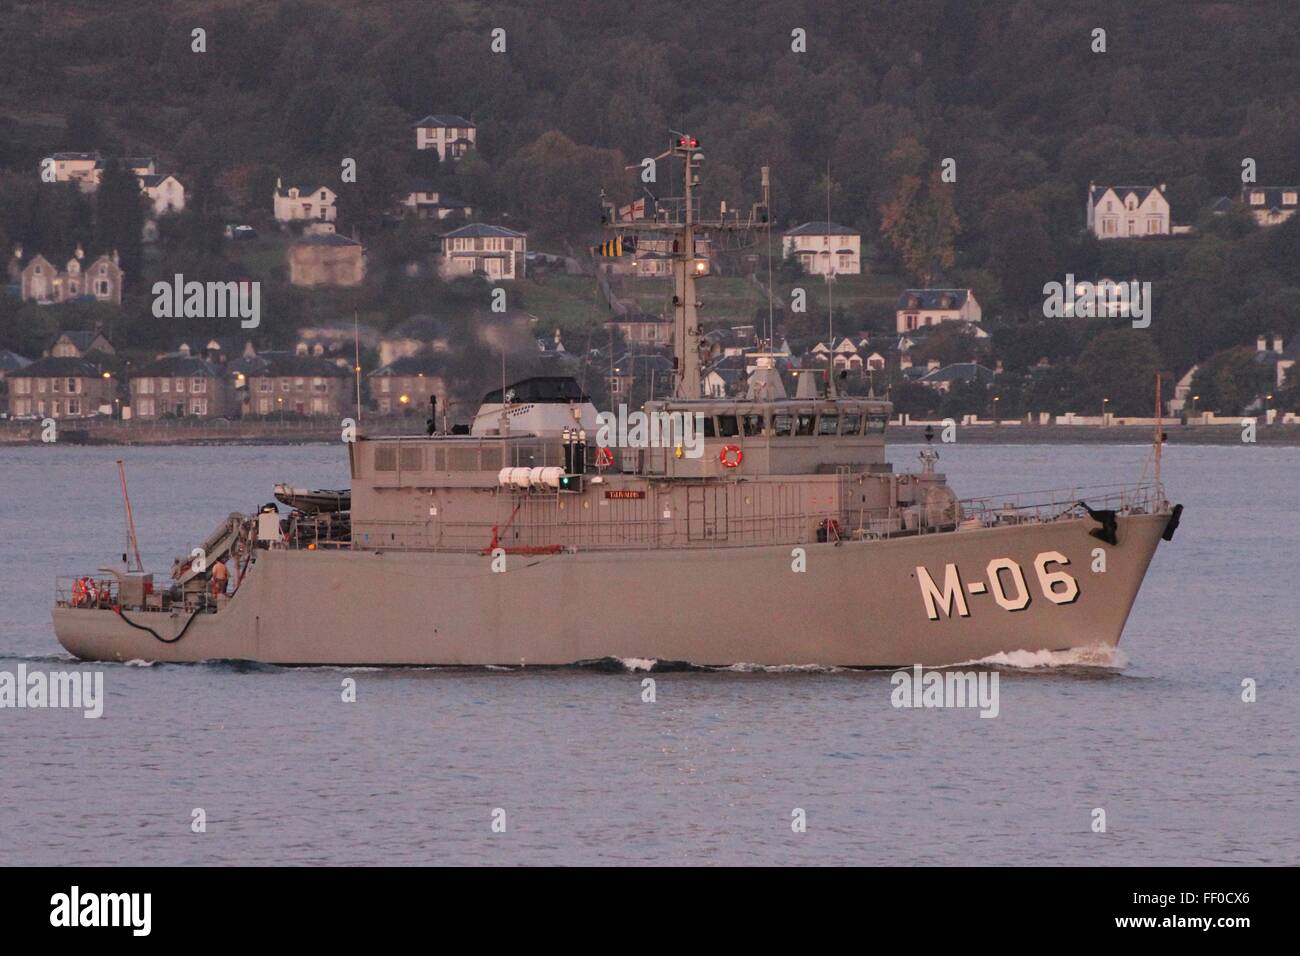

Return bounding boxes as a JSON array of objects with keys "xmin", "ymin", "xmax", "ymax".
[
  {"xmin": 602, "ymin": 134, "xmax": 770, "ymax": 400},
  {"xmin": 673, "ymin": 138, "xmax": 702, "ymax": 398}
]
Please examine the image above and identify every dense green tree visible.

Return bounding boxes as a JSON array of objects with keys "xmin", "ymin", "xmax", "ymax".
[
  {"xmin": 879, "ymin": 173, "xmax": 959, "ymax": 286},
  {"xmin": 1073, "ymin": 329, "xmax": 1164, "ymax": 416},
  {"xmin": 1188, "ymin": 347, "xmax": 1275, "ymax": 415},
  {"xmin": 91, "ymin": 160, "xmax": 144, "ymax": 287},
  {"xmin": 498, "ymin": 131, "xmax": 631, "ymax": 243}
]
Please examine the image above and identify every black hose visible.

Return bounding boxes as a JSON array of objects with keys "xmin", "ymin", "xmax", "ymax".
[{"xmin": 113, "ymin": 604, "xmax": 205, "ymax": 644}]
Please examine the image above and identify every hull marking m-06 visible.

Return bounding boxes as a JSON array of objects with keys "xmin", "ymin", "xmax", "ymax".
[{"xmin": 917, "ymin": 551, "xmax": 1080, "ymax": 621}]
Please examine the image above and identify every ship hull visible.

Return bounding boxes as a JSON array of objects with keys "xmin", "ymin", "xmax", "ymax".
[{"xmin": 53, "ymin": 513, "xmax": 1167, "ymax": 667}]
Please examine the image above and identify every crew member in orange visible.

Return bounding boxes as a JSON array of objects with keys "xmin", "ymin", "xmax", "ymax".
[{"xmin": 210, "ymin": 559, "xmax": 230, "ymax": 598}]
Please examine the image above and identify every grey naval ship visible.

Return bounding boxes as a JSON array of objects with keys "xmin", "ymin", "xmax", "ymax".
[{"xmin": 53, "ymin": 136, "xmax": 1182, "ymax": 667}]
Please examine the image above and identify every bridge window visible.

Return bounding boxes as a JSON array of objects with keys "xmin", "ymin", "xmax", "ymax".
[
  {"xmin": 795, "ymin": 413, "xmax": 816, "ymax": 436},
  {"xmin": 866, "ymin": 414, "xmax": 887, "ymax": 434},
  {"xmin": 772, "ymin": 413, "xmax": 794, "ymax": 436},
  {"xmin": 742, "ymin": 413, "xmax": 766, "ymax": 436},
  {"xmin": 374, "ymin": 446, "xmax": 397, "ymax": 471},
  {"xmin": 717, "ymin": 414, "xmax": 740, "ymax": 438},
  {"xmin": 701, "ymin": 416, "xmax": 716, "ymax": 437},
  {"xmin": 817, "ymin": 413, "xmax": 839, "ymax": 435},
  {"xmin": 841, "ymin": 411, "xmax": 863, "ymax": 434}
]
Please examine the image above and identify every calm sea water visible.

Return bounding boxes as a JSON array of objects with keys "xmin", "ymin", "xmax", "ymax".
[{"xmin": 0, "ymin": 441, "xmax": 1295, "ymax": 866}]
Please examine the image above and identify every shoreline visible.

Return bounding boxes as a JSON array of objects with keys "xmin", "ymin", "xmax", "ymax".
[{"xmin": 2, "ymin": 422, "xmax": 1298, "ymax": 447}]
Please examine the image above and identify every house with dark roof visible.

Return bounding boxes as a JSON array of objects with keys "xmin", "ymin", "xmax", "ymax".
[
  {"xmin": 129, "ymin": 356, "xmax": 235, "ymax": 419},
  {"xmin": 918, "ymin": 362, "xmax": 996, "ymax": 393},
  {"xmin": 48, "ymin": 152, "xmax": 101, "ymax": 191},
  {"xmin": 171, "ymin": 335, "xmax": 256, "ymax": 364},
  {"xmin": 46, "ymin": 154, "xmax": 159, "ymax": 194},
  {"xmin": 608, "ymin": 350, "xmax": 673, "ymax": 401},
  {"xmin": 413, "ymin": 114, "xmax": 476, "ymax": 161},
  {"xmin": 14, "ymin": 246, "xmax": 124, "ymax": 306},
  {"xmin": 895, "ymin": 288, "xmax": 982, "ymax": 333},
  {"xmin": 139, "ymin": 173, "xmax": 185, "ymax": 216},
  {"xmin": 379, "ymin": 315, "xmax": 451, "ymax": 367},
  {"xmin": 439, "ymin": 224, "xmax": 527, "ymax": 281},
  {"xmin": 808, "ymin": 337, "xmax": 864, "ymax": 372},
  {"xmin": 47, "ymin": 328, "xmax": 115, "ymax": 358},
  {"xmin": 295, "ymin": 320, "xmax": 381, "ymax": 359},
  {"xmin": 606, "ymin": 313, "xmax": 672, "ymax": 348},
  {"xmin": 6, "ymin": 356, "xmax": 115, "ymax": 418},
  {"xmin": 782, "ymin": 221, "xmax": 861, "ymax": 276},
  {"xmin": 1241, "ymin": 186, "xmax": 1298, "ymax": 227},
  {"xmin": 288, "ymin": 232, "xmax": 365, "ymax": 287},
  {"xmin": 273, "ymin": 179, "xmax": 337, "ymax": 223},
  {"xmin": 369, "ymin": 354, "xmax": 448, "ymax": 416},
  {"xmin": 0, "ymin": 349, "xmax": 31, "ymax": 374},
  {"xmin": 0, "ymin": 349, "xmax": 32, "ymax": 416},
  {"xmin": 1087, "ymin": 183, "xmax": 1171, "ymax": 238},
  {"xmin": 99, "ymin": 156, "xmax": 156, "ymax": 178},
  {"xmin": 393, "ymin": 178, "xmax": 473, "ymax": 220},
  {"xmin": 703, "ymin": 354, "xmax": 749, "ymax": 398},
  {"xmin": 1254, "ymin": 335, "xmax": 1298, "ymax": 391},
  {"xmin": 243, "ymin": 352, "xmax": 352, "ymax": 418}
]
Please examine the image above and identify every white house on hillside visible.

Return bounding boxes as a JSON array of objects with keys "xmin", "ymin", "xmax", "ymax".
[
  {"xmin": 413, "ymin": 114, "xmax": 476, "ymax": 161},
  {"xmin": 782, "ymin": 222, "xmax": 861, "ymax": 276},
  {"xmin": 810, "ymin": 337, "xmax": 864, "ymax": 371},
  {"xmin": 1242, "ymin": 186, "xmax": 1299, "ymax": 226},
  {"xmin": 274, "ymin": 180, "xmax": 338, "ymax": 223},
  {"xmin": 1087, "ymin": 183, "xmax": 1171, "ymax": 238},
  {"xmin": 49, "ymin": 152, "xmax": 102, "ymax": 191},
  {"xmin": 895, "ymin": 289, "xmax": 982, "ymax": 333},
  {"xmin": 439, "ymin": 224, "xmax": 526, "ymax": 281},
  {"xmin": 139, "ymin": 174, "xmax": 185, "ymax": 216}
]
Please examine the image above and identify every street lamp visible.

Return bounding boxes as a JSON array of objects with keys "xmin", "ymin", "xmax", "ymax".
[
  {"xmin": 1191, "ymin": 394, "xmax": 1200, "ymax": 419},
  {"xmin": 992, "ymin": 394, "xmax": 1000, "ymax": 424},
  {"xmin": 1102, "ymin": 397, "xmax": 1110, "ymax": 423}
]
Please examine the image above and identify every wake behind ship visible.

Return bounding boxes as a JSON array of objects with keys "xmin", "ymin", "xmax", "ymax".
[{"xmin": 52, "ymin": 136, "xmax": 1181, "ymax": 667}]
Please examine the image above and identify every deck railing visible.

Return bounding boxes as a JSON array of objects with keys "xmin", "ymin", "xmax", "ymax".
[{"xmin": 344, "ymin": 482, "xmax": 1166, "ymax": 554}]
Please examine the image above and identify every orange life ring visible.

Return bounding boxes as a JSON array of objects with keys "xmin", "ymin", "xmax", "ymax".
[
  {"xmin": 719, "ymin": 444, "xmax": 743, "ymax": 468},
  {"xmin": 595, "ymin": 446, "xmax": 615, "ymax": 468}
]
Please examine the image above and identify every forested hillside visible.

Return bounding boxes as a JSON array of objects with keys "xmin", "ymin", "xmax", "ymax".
[{"xmin": 1, "ymin": 0, "xmax": 1297, "ymax": 414}]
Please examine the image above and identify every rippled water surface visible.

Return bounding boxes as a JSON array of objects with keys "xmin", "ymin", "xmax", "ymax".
[{"xmin": 0, "ymin": 442, "xmax": 1295, "ymax": 865}]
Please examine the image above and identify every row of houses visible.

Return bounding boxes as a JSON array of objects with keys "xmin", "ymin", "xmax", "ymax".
[
  {"xmin": 609, "ymin": 181, "xmax": 1297, "ymax": 285},
  {"xmin": 0, "ymin": 327, "xmax": 445, "ymax": 420},
  {"xmin": 780, "ymin": 182, "xmax": 1298, "ymax": 280},
  {"xmin": 1085, "ymin": 183, "xmax": 1299, "ymax": 239},
  {"xmin": 47, "ymin": 153, "xmax": 186, "ymax": 216}
]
